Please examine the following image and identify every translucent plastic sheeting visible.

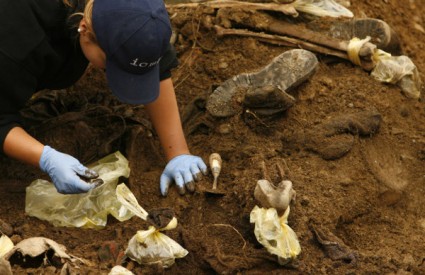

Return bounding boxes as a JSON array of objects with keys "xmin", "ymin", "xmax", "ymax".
[
  {"xmin": 115, "ymin": 183, "xmax": 188, "ymax": 268},
  {"xmin": 25, "ymin": 151, "xmax": 134, "ymax": 228},
  {"xmin": 0, "ymin": 235, "xmax": 14, "ymax": 258},
  {"xmin": 109, "ymin": 265, "xmax": 134, "ymax": 275},
  {"xmin": 125, "ymin": 218, "xmax": 189, "ymax": 268},
  {"xmin": 347, "ymin": 37, "xmax": 421, "ymax": 99},
  {"xmin": 371, "ymin": 55, "xmax": 422, "ymax": 99},
  {"xmin": 293, "ymin": 0, "xmax": 353, "ymax": 18},
  {"xmin": 250, "ymin": 205, "xmax": 301, "ymax": 265}
]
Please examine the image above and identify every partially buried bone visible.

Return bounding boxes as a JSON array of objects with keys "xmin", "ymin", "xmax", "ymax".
[{"xmin": 254, "ymin": 161, "xmax": 295, "ymax": 215}]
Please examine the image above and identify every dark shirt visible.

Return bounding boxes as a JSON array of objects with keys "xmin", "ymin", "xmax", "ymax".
[{"xmin": 0, "ymin": 0, "xmax": 178, "ymax": 153}]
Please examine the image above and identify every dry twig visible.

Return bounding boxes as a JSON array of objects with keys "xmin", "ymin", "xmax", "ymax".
[{"xmin": 208, "ymin": 223, "xmax": 247, "ymax": 250}]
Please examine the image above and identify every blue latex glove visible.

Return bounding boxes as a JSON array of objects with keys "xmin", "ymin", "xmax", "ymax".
[
  {"xmin": 160, "ymin": 154, "xmax": 208, "ymax": 196},
  {"xmin": 39, "ymin": 146, "xmax": 101, "ymax": 194}
]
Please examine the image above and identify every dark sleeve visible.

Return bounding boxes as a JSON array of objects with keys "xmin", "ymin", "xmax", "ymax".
[
  {"xmin": 159, "ymin": 43, "xmax": 179, "ymax": 81},
  {"xmin": 0, "ymin": 52, "xmax": 37, "ymax": 153}
]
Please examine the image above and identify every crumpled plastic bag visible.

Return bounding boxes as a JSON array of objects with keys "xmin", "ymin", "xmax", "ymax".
[
  {"xmin": 116, "ymin": 184, "xmax": 188, "ymax": 268},
  {"xmin": 25, "ymin": 151, "xmax": 135, "ymax": 228},
  {"xmin": 371, "ymin": 55, "xmax": 422, "ymax": 99},
  {"xmin": 347, "ymin": 36, "xmax": 422, "ymax": 99},
  {"xmin": 0, "ymin": 235, "xmax": 14, "ymax": 258},
  {"xmin": 293, "ymin": 0, "xmax": 353, "ymax": 18},
  {"xmin": 109, "ymin": 265, "xmax": 134, "ymax": 275},
  {"xmin": 125, "ymin": 218, "xmax": 189, "ymax": 268},
  {"xmin": 250, "ymin": 205, "xmax": 301, "ymax": 265},
  {"xmin": 116, "ymin": 183, "xmax": 148, "ymax": 221}
]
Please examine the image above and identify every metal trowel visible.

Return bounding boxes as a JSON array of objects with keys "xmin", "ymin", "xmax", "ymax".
[{"xmin": 204, "ymin": 153, "xmax": 225, "ymax": 196}]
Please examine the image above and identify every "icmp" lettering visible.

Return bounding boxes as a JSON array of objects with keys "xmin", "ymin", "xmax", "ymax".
[{"xmin": 130, "ymin": 57, "xmax": 161, "ymax": 68}]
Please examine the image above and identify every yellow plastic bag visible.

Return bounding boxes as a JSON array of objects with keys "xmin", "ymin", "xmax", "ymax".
[
  {"xmin": 371, "ymin": 55, "xmax": 422, "ymax": 99},
  {"xmin": 115, "ymin": 184, "xmax": 188, "ymax": 268},
  {"xmin": 109, "ymin": 265, "xmax": 134, "ymax": 275},
  {"xmin": 125, "ymin": 218, "xmax": 189, "ymax": 268},
  {"xmin": 25, "ymin": 151, "xmax": 134, "ymax": 228},
  {"xmin": 250, "ymin": 205, "xmax": 301, "ymax": 265},
  {"xmin": 0, "ymin": 235, "xmax": 14, "ymax": 258}
]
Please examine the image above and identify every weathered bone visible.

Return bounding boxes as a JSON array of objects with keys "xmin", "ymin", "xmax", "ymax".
[
  {"xmin": 169, "ymin": 2, "xmax": 381, "ymax": 70},
  {"xmin": 215, "ymin": 10, "xmax": 376, "ymax": 70},
  {"xmin": 214, "ymin": 25, "xmax": 348, "ymax": 60},
  {"xmin": 167, "ymin": 0, "xmax": 298, "ymax": 16},
  {"xmin": 259, "ymin": 17, "xmax": 377, "ymax": 69}
]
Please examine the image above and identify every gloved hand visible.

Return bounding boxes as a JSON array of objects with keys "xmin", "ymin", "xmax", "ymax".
[
  {"xmin": 39, "ymin": 145, "xmax": 102, "ymax": 194},
  {"xmin": 160, "ymin": 154, "xmax": 208, "ymax": 196}
]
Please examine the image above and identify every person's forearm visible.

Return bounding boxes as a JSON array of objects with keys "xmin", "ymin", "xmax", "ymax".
[
  {"xmin": 145, "ymin": 78, "xmax": 190, "ymax": 161},
  {"xmin": 3, "ymin": 127, "xmax": 44, "ymax": 167}
]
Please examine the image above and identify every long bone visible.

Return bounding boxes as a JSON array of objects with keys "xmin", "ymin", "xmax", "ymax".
[
  {"xmin": 214, "ymin": 25, "xmax": 349, "ymax": 60},
  {"xmin": 167, "ymin": 0, "xmax": 298, "ymax": 16},
  {"xmin": 214, "ymin": 10, "xmax": 377, "ymax": 70}
]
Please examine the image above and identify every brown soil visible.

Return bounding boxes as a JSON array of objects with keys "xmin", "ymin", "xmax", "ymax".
[{"xmin": 1, "ymin": 0, "xmax": 425, "ymax": 274}]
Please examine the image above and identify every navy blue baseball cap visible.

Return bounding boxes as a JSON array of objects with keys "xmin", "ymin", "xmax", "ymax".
[{"xmin": 92, "ymin": 0, "xmax": 172, "ymax": 104}]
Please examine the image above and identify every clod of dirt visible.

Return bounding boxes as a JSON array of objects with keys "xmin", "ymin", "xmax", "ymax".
[
  {"xmin": 0, "ymin": 258, "xmax": 12, "ymax": 275},
  {"xmin": 206, "ymin": 49, "xmax": 318, "ymax": 117},
  {"xmin": 378, "ymin": 190, "xmax": 403, "ymax": 206},
  {"xmin": 284, "ymin": 109, "xmax": 382, "ymax": 160},
  {"xmin": 321, "ymin": 110, "xmax": 382, "ymax": 136},
  {"xmin": 147, "ymin": 208, "xmax": 175, "ymax": 229},
  {"xmin": 0, "ymin": 219, "xmax": 13, "ymax": 236}
]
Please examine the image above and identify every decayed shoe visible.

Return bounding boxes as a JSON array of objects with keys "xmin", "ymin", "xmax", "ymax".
[{"xmin": 206, "ymin": 49, "xmax": 319, "ymax": 118}]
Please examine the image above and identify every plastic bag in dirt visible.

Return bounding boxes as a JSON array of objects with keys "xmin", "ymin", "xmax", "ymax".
[
  {"xmin": 293, "ymin": 0, "xmax": 353, "ymax": 18},
  {"xmin": 371, "ymin": 55, "xmax": 422, "ymax": 99},
  {"xmin": 115, "ymin": 184, "xmax": 188, "ymax": 268},
  {"xmin": 109, "ymin": 265, "xmax": 134, "ymax": 275},
  {"xmin": 250, "ymin": 205, "xmax": 301, "ymax": 265},
  {"xmin": 125, "ymin": 217, "xmax": 188, "ymax": 268},
  {"xmin": 0, "ymin": 235, "xmax": 14, "ymax": 258},
  {"xmin": 25, "ymin": 151, "xmax": 134, "ymax": 228}
]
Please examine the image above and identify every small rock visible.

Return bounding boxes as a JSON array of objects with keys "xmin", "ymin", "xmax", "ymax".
[
  {"xmin": 0, "ymin": 258, "xmax": 12, "ymax": 275},
  {"xmin": 217, "ymin": 123, "xmax": 232, "ymax": 134},
  {"xmin": 378, "ymin": 190, "xmax": 402, "ymax": 206},
  {"xmin": 10, "ymin": 234, "xmax": 22, "ymax": 244},
  {"xmin": 0, "ymin": 219, "xmax": 13, "ymax": 236},
  {"xmin": 218, "ymin": 62, "xmax": 228, "ymax": 69}
]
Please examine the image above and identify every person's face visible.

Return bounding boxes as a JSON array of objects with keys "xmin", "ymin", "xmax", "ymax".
[{"xmin": 78, "ymin": 20, "xmax": 106, "ymax": 69}]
